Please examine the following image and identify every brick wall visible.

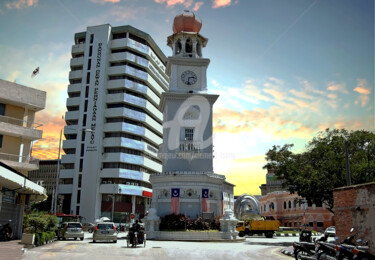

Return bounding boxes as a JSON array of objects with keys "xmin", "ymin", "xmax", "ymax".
[{"xmin": 333, "ymin": 182, "xmax": 375, "ymax": 254}]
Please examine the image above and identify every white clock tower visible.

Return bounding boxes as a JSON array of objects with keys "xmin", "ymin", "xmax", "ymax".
[{"xmin": 150, "ymin": 11, "xmax": 234, "ymax": 219}]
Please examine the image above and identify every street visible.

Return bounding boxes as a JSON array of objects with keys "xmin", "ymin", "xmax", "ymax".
[{"xmin": 21, "ymin": 232, "xmax": 297, "ymax": 260}]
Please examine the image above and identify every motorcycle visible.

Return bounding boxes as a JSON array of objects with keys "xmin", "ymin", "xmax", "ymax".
[
  {"xmin": 335, "ymin": 228, "xmax": 358, "ymax": 260},
  {"xmin": 315, "ymin": 240, "xmax": 337, "ymax": 260},
  {"xmin": 293, "ymin": 241, "xmax": 316, "ymax": 260},
  {"xmin": 352, "ymin": 244, "xmax": 375, "ymax": 260},
  {"xmin": 0, "ymin": 220, "xmax": 13, "ymax": 241}
]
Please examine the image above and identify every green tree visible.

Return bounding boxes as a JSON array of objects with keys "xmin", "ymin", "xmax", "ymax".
[{"xmin": 263, "ymin": 129, "xmax": 375, "ymax": 213}]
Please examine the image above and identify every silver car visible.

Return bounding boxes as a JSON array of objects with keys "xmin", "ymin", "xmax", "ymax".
[
  {"xmin": 324, "ymin": 226, "xmax": 336, "ymax": 237},
  {"xmin": 93, "ymin": 222, "xmax": 117, "ymax": 243},
  {"xmin": 57, "ymin": 222, "xmax": 84, "ymax": 240}
]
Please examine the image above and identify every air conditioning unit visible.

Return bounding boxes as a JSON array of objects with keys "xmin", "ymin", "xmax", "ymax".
[{"xmin": 102, "ymin": 181, "xmax": 107, "ymax": 184}]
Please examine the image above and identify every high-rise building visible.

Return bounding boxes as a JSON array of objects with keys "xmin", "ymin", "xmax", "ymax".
[
  {"xmin": 28, "ymin": 159, "xmax": 58, "ymax": 196},
  {"xmin": 60, "ymin": 24, "xmax": 168, "ymax": 222}
]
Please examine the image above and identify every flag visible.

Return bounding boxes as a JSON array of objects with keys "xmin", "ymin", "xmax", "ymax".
[
  {"xmin": 31, "ymin": 67, "xmax": 39, "ymax": 78},
  {"xmin": 202, "ymin": 188, "xmax": 209, "ymax": 212},
  {"xmin": 171, "ymin": 188, "xmax": 180, "ymax": 214}
]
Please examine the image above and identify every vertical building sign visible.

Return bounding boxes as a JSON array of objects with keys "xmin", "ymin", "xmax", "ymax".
[{"xmin": 86, "ymin": 42, "xmax": 102, "ymax": 152}]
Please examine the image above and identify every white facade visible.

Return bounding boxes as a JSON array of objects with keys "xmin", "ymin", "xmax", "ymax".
[
  {"xmin": 150, "ymin": 16, "xmax": 234, "ymax": 218},
  {"xmin": 60, "ymin": 24, "xmax": 168, "ymax": 223}
]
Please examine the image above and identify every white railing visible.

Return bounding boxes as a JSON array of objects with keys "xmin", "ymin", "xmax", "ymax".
[
  {"xmin": 0, "ymin": 153, "xmax": 39, "ymax": 165},
  {"xmin": 179, "ymin": 141, "xmax": 201, "ymax": 152},
  {"xmin": 0, "ymin": 115, "xmax": 43, "ymax": 129}
]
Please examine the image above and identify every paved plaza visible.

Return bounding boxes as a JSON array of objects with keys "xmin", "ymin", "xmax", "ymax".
[{"xmin": 0, "ymin": 232, "xmax": 305, "ymax": 260}]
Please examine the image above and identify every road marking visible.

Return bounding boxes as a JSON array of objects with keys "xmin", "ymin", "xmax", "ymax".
[{"xmin": 270, "ymin": 247, "xmax": 291, "ymax": 259}]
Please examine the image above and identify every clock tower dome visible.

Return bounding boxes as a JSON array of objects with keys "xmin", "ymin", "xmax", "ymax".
[{"xmin": 166, "ymin": 10, "xmax": 210, "ymax": 93}]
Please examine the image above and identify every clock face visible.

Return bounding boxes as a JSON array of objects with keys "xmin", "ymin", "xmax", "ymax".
[{"xmin": 181, "ymin": 70, "xmax": 197, "ymax": 85}]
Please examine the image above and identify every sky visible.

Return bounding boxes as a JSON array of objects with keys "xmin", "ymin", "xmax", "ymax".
[{"xmin": 0, "ymin": 0, "xmax": 373, "ymax": 196}]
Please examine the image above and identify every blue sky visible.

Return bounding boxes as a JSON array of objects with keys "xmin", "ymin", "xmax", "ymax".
[{"xmin": 0, "ymin": 0, "xmax": 373, "ymax": 195}]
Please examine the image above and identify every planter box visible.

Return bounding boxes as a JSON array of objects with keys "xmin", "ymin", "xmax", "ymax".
[{"xmin": 21, "ymin": 233, "xmax": 35, "ymax": 245}]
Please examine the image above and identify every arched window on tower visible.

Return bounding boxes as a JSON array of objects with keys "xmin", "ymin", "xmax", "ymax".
[
  {"xmin": 175, "ymin": 40, "xmax": 182, "ymax": 55},
  {"xmin": 185, "ymin": 38, "xmax": 192, "ymax": 56},
  {"xmin": 197, "ymin": 42, "xmax": 202, "ymax": 57},
  {"xmin": 183, "ymin": 105, "xmax": 200, "ymax": 120}
]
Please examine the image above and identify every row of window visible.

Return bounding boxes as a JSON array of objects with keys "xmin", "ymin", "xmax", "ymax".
[
  {"xmin": 106, "ymin": 117, "xmax": 162, "ymax": 139},
  {"xmin": 104, "ymin": 147, "xmax": 161, "ymax": 164}
]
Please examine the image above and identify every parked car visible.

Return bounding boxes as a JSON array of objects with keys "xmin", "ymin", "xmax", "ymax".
[
  {"xmin": 81, "ymin": 223, "xmax": 94, "ymax": 233},
  {"xmin": 93, "ymin": 222, "xmax": 117, "ymax": 243},
  {"xmin": 324, "ymin": 226, "xmax": 336, "ymax": 237},
  {"xmin": 57, "ymin": 222, "xmax": 84, "ymax": 240}
]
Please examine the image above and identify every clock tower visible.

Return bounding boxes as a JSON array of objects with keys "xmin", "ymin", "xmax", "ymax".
[
  {"xmin": 150, "ymin": 11, "xmax": 234, "ymax": 219},
  {"xmin": 166, "ymin": 11, "xmax": 209, "ymax": 93}
]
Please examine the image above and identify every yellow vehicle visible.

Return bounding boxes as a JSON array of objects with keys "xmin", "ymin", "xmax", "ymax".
[{"xmin": 236, "ymin": 220, "xmax": 280, "ymax": 238}]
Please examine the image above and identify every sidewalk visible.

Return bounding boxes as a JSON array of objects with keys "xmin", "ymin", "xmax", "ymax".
[{"xmin": 0, "ymin": 240, "xmax": 27, "ymax": 260}]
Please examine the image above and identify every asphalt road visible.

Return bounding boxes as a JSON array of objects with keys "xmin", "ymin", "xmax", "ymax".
[{"xmin": 22, "ymin": 232, "xmax": 298, "ymax": 260}]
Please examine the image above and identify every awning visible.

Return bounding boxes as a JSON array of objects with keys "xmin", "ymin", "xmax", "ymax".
[{"xmin": 0, "ymin": 161, "xmax": 47, "ymax": 202}]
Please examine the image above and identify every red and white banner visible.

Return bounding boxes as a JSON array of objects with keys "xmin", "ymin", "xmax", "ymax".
[
  {"xmin": 202, "ymin": 189, "xmax": 209, "ymax": 212},
  {"xmin": 171, "ymin": 188, "xmax": 180, "ymax": 214}
]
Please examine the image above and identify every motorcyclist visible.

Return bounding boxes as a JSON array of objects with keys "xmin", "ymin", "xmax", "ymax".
[
  {"xmin": 129, "ymin": 220, "xmax": 141, "ymax": 247},
  {"xmin": 0, "ymin": 220, "xmax": 13, "ymax": 241}
]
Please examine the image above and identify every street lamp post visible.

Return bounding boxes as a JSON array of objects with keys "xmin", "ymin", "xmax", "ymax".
[{"xmin": 53, "ymin": 129, "xmax": 63, "ymax": 214}]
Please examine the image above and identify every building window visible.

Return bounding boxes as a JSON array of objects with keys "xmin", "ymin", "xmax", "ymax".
[
  {"xmin": 87, "ymin": 59, "xmax": 91, "ymax": 70},
  {"xmin": 76, "ymin": 206, "xmax": 80, "ymax": 215},
  {"xmin": 288, "ymin": 201, "xmax": 292, "ymax": 209},
  {"xmin": 79, "ymin": 159, "xmax": 83, "ymax": 172},
  {"xmin": 89, "ymin": 46, "xmax": 93, "ymax": 57},
  {"xmin": 283, "ymin": 201, "xmax": 287, "ymax": 210},
  {"xmin": 0, "ymin": 135, "xmax": 3, "ymax": 148},
  {"xmin": 86, "ymin": 72, "xmax": 90, "ymax": 84},
  {"xmin": 184, "ymin": 128, "xmax": 194, "ymax": 141},
  {"xmin": 78, "ymin": 174, "xmax": 82, "ymax": 188},
  {"xmin": 113, "ymin": 32, "xmax": 126, "ymax": 39},
  {"xmin": 85, "ymin": 86, "xmax": 89, "ymax": 98},
  {"xmin": 0, "ymin": 103, "xmax": 6, "ymax": 115},
  {"xmin": 80, "ymin": 143, "xmax": 85, "ymax": 157},
  {"xmin": 77, "ymin": 190, "xmax": 81, "ymax": 203},
  {"xmin": 82, "ymin": 114, "xmax": 87, "ymax": 127},
  {"xmin": 90, "ymin": 34, "xmax": 94, "ymax": 44}
]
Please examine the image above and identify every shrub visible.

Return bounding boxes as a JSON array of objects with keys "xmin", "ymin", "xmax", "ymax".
[{"xmin": 159, "ymin": 214, "xmax": 220, "ymax": 231}]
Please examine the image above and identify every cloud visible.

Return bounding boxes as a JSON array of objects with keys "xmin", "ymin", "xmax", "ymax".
[
  {"xmin": 327, "ymin": 93, "xmax": 337, "ymax": 99},
  {"xmin": 5, "ymin": 0, "xmax": 38, "ymax": 9},
  {"xmin": 32, "ymin": 112, "xmax": 67, "ymax": 160},
  {"xmin": 263, "ymin": 88, "xmax": 284, "ymax": 100},
  {"xmin": 327, "ymin": 82, "xmax": 348, "ymax": 94},
  {"xmin": 212, "ymin": 0, "xmax": 231, "ymax": 8},
  {"xmin": 193, "ymin": 1, "xmax": 204, "ymax": 11},
  {"xmin": 354, "ymin": 79, "xmax": 371, "ymax": 95},
  {"xmin": 353, "ymin": 78, "xmax": 371, "ymax": 107},
  {"xmin": 90, "ymin": 0, "xmax": 120, "ymax": 3},
  {"xmin": 289, "ymin": 89, "xmax": 314, "ymax": 100},
  {"xmin": 154, "ymin": 0, "xmax": 193, "ymax": 8}
]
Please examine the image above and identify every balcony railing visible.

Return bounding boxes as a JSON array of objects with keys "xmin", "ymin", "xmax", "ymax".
[
  {"xmin": 0, "ymin": 115, "xmax": 43, "ymax": 129},
  {"xmin": 0, "ymin": 153, "xmax": 39, "ymax": 165},
  {"xmin": 179, "ymin": 141, "xmax": 201, "ymax": 152}
]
